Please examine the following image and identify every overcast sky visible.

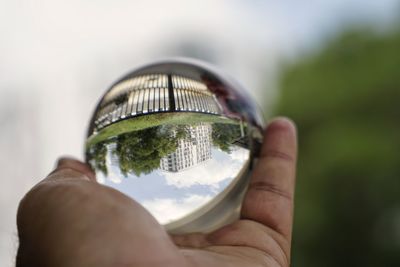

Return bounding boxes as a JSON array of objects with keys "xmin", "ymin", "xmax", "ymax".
[{"xmin": 0, "ymin": 1, "xmax": 399, "ymax": 266}]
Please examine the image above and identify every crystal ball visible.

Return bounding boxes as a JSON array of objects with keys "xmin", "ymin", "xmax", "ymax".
[{"xmin": 85, "ymin": 58, "xmax": 264, "ymax": 233}]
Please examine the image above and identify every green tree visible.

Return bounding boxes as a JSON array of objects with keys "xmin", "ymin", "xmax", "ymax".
[
  {"xmin": 274, "ymin": 28, "xmax": 400, "ymax": 266},
  {"xmin": 211, "ymin": 123, "xmax": 242, "ymax": 152},
  {"xmin": 115, "ymin": 125, "xmax": 188, "ymax": 176}
]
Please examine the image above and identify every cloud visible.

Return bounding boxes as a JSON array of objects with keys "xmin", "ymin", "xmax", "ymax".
[
  {"xmin": 96, "ymin": 172, "xmax": 106, "ymax": 184},
  {"xmin": 97, "ymin": 170, "xmax": 121, "ymax": 184},
  {"xmin": 228, "ymin": 147, "xmax": 250, "ymax": 162},
  {"xmin": 142, "ymin": 194, "xmax": 213, "ymax": 224},
  {"xmin": 108, "ymin": 171, "xmax": 122, "ymax": 184}
]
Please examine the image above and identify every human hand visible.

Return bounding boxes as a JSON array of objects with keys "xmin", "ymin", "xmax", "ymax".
[{"xmin": 17, "ymin": 117, "xmax": 297, "ymax": 267}]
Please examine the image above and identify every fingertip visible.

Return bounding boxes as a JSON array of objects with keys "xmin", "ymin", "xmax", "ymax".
[
  {"xmin": 261, "ymin": 117, "xmax": 298, "ymax": 158},
  {"xmin": 51, "ymin": 156, "xmax": 96, "ymax": 181},
  {"xmin": 56, "ymin": 156, "xmax": 80, "ymax": 168},
  {"xmin": 266, "ymin": 117, "xmax": 297, "ymax": 135}
]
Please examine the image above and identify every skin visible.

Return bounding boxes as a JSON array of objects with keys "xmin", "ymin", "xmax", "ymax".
[{"xmin": 16, "ymin": 117, "xmax": 297, "ymax": 267}]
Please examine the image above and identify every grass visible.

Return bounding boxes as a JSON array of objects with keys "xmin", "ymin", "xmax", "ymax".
[{"xmin": 86, "ymin": 112, "xmax": 239, "ymax": 148}]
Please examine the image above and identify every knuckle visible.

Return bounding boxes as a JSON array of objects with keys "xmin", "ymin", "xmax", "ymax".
[
  {"xmin": 248, "ymin": 181, "xmax": 292, "ymax": 201},
  {"xmin": 264, "ymin": 149, "xmax": 294, "ymax": 163}
]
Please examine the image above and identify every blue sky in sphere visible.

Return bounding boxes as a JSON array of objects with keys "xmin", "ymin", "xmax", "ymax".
[{"xmin": 101, "ymin": 146, "xmax": 250, "ymax": 224}]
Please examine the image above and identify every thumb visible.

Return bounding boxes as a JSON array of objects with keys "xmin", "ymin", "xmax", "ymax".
[{"xmin": 45, "ymin": 157, "xmax": 96, "ymax": 182}]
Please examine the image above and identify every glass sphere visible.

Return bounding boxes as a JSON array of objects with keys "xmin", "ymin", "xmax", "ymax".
[{"xmin": 85, "ymin": 58, "xmax": 264, "ymax": 233}]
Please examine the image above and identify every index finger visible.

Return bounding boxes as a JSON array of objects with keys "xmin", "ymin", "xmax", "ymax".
[{"xmin": 241, "ymin": 117, "xmax": 297, "ymax": 240}]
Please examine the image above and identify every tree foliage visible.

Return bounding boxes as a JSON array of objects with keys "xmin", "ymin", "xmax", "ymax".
[
  {"xmin": 211, "ymin": 123, "xmax": 242, "ymax": 152},
  {"xmin": 115, "ymin": 125, "xmax": 188, "ymax": 176},
  {"xmin": 274, "ymin": 28, "xmax": 400, "ymax": 266}
]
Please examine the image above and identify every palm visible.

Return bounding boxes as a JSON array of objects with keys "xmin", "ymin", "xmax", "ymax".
[{"xmin": 173, "ymin": 220, "xmax": 290, "ymax": 267}]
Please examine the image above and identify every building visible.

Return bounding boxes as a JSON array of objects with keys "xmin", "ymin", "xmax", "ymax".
[
  {"xmin": 91, "ymin": 74, "xmax": 222, "ymax": 133},
  {"xmin": 160, "ymin": 123, "xmax": 212, "ymax": 172}
]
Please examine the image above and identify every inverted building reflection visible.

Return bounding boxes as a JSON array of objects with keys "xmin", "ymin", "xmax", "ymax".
[
  {"xmin": 91, "ymin": 74, "xmax": 222, "ymax": 134},
  {"xmin": 87, "ymin": 72, "xmax": 250, "ymax": 178},
  {"xmin": 87, "ymin": 121, "xmax": 247, "ymax": 178},
  {"xmin": 85, "ymin": 60, "xmax": 267, "ymax": 227},
  {"xmin": 91, "ymin": 120, "xmax": 250, "ymax": 224},
  {"xmin": 160, "ymin": 124, "xmax": 212, "ymax": 173}
]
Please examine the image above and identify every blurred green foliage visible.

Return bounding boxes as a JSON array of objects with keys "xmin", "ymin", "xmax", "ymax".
[{"xmin": 274, "ymin": 28, "xmax": 400, "ymax": 266}]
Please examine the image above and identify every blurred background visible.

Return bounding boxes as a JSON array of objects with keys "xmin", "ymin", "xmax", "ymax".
[{"xmin": 1, "ymin": 0, "xmax": 399, "ymax": 266}]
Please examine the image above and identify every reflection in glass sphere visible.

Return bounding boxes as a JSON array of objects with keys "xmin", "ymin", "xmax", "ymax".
[{"xmin": 85, "ymin": 59, "xmax": 264, "ymax": 233}]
